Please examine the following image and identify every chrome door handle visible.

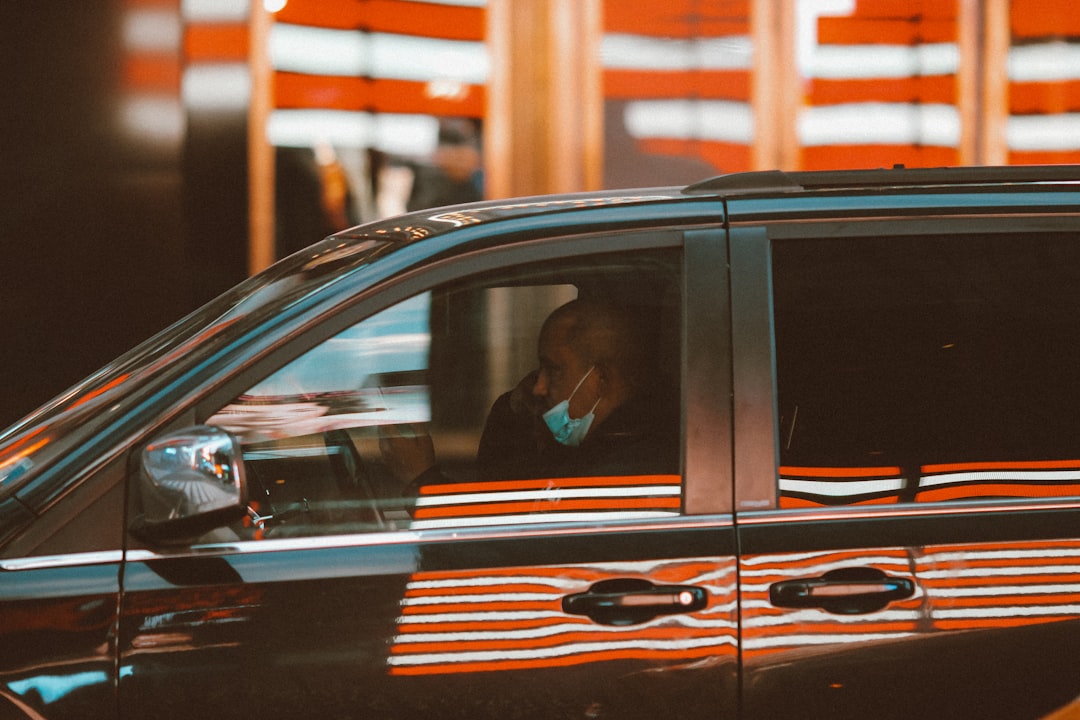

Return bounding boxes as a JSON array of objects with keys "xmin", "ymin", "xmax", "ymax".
[
  {"xmin": 563, "ymin": 578, "xmax": 708, "ymax": 625},
  {"xmin": 769, "ymin": 566, "xmax": 914, "ymax": 614}
]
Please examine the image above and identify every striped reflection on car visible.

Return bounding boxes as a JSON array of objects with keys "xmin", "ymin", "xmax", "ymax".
[
  {"xmin": 387, "ymin": 558, "xmax": 737, "ymax": 675},
  {"xmin": 741, "ymin": 539, "xmax": 1080, "ymax": 658},
  {"xmin": 411, "ymin": 474, "xmax": 683, "ymax": 529}
]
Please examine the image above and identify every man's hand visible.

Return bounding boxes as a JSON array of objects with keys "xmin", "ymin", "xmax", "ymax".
[
  {"xmin": 508, "ymin": 369, "xmax": 545, "ymax": 416},
  {"xmin": 379, "ymin": 424, "xmax": 436, "ymax": 484}
]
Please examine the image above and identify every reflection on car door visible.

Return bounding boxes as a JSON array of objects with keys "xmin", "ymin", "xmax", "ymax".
[
  {"xmin": 119, "ymin": 529, "xmax": 737, "ymax": 719},
  {"xmin": 118, "ymin": 231, "xmax": 740, "ymax": 719},
  {"xmin": 732, "ymin": 223, "xmax": 1080, "ymax": 720}
]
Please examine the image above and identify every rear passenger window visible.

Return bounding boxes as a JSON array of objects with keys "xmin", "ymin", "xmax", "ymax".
[{"xmin": 772, "ymin": 233, "xmax": 1080, "ymax": 508}]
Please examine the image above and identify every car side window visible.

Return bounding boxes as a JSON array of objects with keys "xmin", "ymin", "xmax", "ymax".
[
  {"xmin": 772, "ymin": 232, "xmax": 1080, "ymax": 508},
  {"xmin": 207, "ymin": 249, "xmax": 683, "ymax": 538}
]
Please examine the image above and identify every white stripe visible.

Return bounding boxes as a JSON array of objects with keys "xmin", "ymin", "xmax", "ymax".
[
  {"xmin": 743, "ymin": 631, "xmax": 914, "ymax": 650},
  {"xmin": 921, "ymin": 547, "xmax": 1080, "ymax": 564},
  {"xmin": 779, "ymin": 477, "xmax": 904, "ymax": 497},
  {"xmin": 267, "ymin": 110, "xmax": 439, "ymax": 153},
  {"xmin": 808, "ymin": 43, "xmax": 958, "ymax": 79},
  {"xmin": 623, "ymin": 99, "xmax": 753, "ymax": 144},
  {"xmin": 919, "ymin": 470, "xmax": 1080, "ymax": 487},
  {"xmin": 742, "ymin": 607, "xmax": 921, "ymax": 626},
  {"xmin": 182, "ymin": 0, "xmax": 248, "ymax": 22},
  {"xmin": 122, "ymin": 8, "xmax": 181, "ymax": 52},
  {"xmin": 740, "ymin": 552, "xmax": 911, "ymax": 573},
  {"xmin": 407, "ymin": 575, "xmax": 581, "ymax": 591},
  {"xmin": 799, "ymin": 102, "xmax": 959, "ymax": 146},
  {"xmin": 930, "ymin": 583, "xmax": 1080, "ymax": 598},
  {"xmin": 182, "ymin": 64, "xmax": 250, "ymax": 111},
  {"xmin": 121, "ymin": 96, "xmax": 185, "ymax": 144},
  {"xmin": 271, "ymin": 24, "xmax": 368, "ymax": 76},
  {"xmin": 387, "ymin": 635, "xmax": 734, "ymax": 666},
  {"xmin": 402, "ymin": 591, "xmax": 557, "ymax": 606},
  {"xmin": 601, "ymin": 33, "xmax": 752, "ymax": 71},
  {"xmin": 1009, "ymin": 41, "xmax": 1080, "ymax": 82},
  {"xmin": 934, "ymin": 604, "xmax": 1080, "ymax": 619},
  {"xmin": 402, "ymin": 0, "xmax": 486, "ymax": 5},
  {"xmin": 410, "ymin": 511, "xmax": 679, "ymax": 530},
  {"xmin": 921, "ymin": 564, "xmax": 1080, "ymax": 580},
  {"xmin": 1008, "ymin": 114, "xmax": 1080, "ymax": 152},
  {"xmin": 396, "ymin": 610, "xmax": 567, "ymax": 624},
  {"xmin": 270, "ymin": 24, "xmax": 489, "ymax": 82},
  {"xmin": 415, "ymin": 485, "xmax": 680, "ymax": 508},
  {"xmin": 393, "ymin": 617, "xmax": 737, "ymax": 644}
]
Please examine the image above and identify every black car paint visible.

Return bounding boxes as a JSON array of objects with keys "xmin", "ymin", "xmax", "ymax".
[{"xmin": 3, "ymin": 167, "xmax": 1080, "ymax": 719}]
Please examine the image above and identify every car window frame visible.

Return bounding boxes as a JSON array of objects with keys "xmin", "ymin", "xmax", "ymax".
[
  {"xmin": 730, "ymin": 212, "xmax": 1080, "ymax": 518},
  {"xmin": 175, "ymin": 226, "xmax": 731, "ymax": 547}
]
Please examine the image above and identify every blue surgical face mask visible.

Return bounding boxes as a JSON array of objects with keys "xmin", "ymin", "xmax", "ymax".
[{"xmin": 542, "ymin": 366, "xmax": 600, "ymax": 447}]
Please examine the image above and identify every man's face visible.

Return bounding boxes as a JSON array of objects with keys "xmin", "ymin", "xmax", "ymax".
[{"xmin": 532, "ymin": 319, "xmax": 598, "ymax": 418}]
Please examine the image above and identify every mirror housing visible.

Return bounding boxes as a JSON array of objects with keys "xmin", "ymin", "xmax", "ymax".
[{"xmin": 130, "ymin": 426, "xmax": 248, "ymax": 545}]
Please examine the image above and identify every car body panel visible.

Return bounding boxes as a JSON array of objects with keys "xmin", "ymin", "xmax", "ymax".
[
  {"xmin": 2, "ymin": 166, "xmax": 1080, "ymax": 718},
  {"xmin": 117, "ymin": 524, "xmax": 738, "ymax": 720}
]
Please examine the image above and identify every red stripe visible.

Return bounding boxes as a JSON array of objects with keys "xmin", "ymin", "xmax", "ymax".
[
  {"xmin": 414, "ymin": 496, "xmax": 681, "ymax": 519},
  {"xmin": 604, "ymin": 69, "xmax": 750, "ymax": 101},
  {"xmin": 801, "ymin": 144, "xmax": 959, "ymax": 171},
  {"xmin": 389, "ymin": 643, "xmax": 729, "ymax": 675},
  {"xmin": 809, "ymin": 76, "xmax": 955, "ymax": 105},
  {"xmin": 781, "ymin": 465, "xmax": 902, "ymax": 478},
  {"xmin": 274, "ymin": 0, "xmax": 484, "ymax": 41},
  {"xmin": 602, "ymin": 0, "xmax": 749, "ymax": 37},
  {"xmin": 71, "ymin": 374, "xmax": 130, "ymax": 409},
  {"xmin": 817, "ymin": 17, "xmax": 956, "ymax": 45},
  {"xmin": 274, "ymin": 72, "xmax": 485, "ymax": 116},
  {"xmin": 123, "ymin": 55, "xmax": 181, "ymax": 93},
  {"xmin": 184, "ymin": 24, "xmax": 249, "ymax": 62},
  {"xmin": 1011, "ymin": 81, "xmax": 1080, "ymax": 114},
  {"xmin": 923, "ymin": 459, "xmax": 1080, "ymax": 473},
  {"xmin": 916, "ymin": 484, "xmax": 1080, "ymax": 502},
  {"xmin": 1009, "ymin": 149, "xmax": 1080, "ymax": 165},
  {"xmin": 779, "ymin": 495, "xmax": 899, "ymax": 509},
  {"xmin": 1010, "ymin": 0, "xmax": 1080, "ymax": 39},
  {"xmin": 420, "ymin": 474, "xmax": 681, "ymax": 496},
  {"xmin": 844, "ymin": 0, "xmax": 955, "ymax": 20}
]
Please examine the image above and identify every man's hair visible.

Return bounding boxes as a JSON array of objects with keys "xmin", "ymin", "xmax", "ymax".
[{"xmin": 546, "ymin": 298, "xmax": 649, "ymax": 389}]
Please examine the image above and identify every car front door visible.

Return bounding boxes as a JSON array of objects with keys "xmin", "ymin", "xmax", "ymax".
[
  {"xmin": 731, "ymin": 218, "xmax": 1080, "ymax": 720},
  {"xmin": 0, "ymin": 458, "xmax": 126, "ymax": 719},
  {"xmin": 117, "ymin": 229, "xmax": 739, "ymax": 719}
]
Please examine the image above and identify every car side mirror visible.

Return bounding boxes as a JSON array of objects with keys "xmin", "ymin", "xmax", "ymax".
[{"xmin": 129, "ymin": 426, "xmax": 248, "ymax": 545}]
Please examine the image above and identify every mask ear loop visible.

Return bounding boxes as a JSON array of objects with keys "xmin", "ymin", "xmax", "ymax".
[{"xmin": 567, "ymin": 366, "xmax": 601, "ymax": 418}]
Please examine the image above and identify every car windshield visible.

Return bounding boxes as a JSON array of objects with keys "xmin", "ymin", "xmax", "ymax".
[{"xmin": 0, "ymin": 237, "xmax": 393, "ymax": 500}]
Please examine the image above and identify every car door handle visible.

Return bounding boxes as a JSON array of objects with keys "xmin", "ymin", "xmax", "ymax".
[
  {"xmin": 769, "ymin": 566, "xmax": 915, "ymax": 615},
  {"xmin": 563, "ymin": 578, "xmax": 708, "ymax": 626}
]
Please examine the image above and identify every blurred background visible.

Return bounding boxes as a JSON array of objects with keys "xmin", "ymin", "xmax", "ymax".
[{"xmin": 3, "ymin": 0, "xmax": 1079, "ymax": 427}]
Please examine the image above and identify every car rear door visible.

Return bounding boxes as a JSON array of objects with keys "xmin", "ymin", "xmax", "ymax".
[
  {"xmin": 730, "ymin": 213, "xmax": 1080, "ymax": 720},
  {"xmin": 117, "ymin": 227, "xmax": 739, "ymax": 719}
]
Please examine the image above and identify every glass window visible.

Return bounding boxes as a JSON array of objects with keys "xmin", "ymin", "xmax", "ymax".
[
  {"xmin": 772, "ymin": 232, "xmax": 1080, "ymax": 508},
  {"xmin": 208, "ymin": 249, "xmax": 683, "ymax": 537}
]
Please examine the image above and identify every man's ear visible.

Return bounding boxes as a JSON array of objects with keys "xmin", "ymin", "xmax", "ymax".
[{"xmin": 593, "ymin": 362, "xmax": 612, "ymax": 387}]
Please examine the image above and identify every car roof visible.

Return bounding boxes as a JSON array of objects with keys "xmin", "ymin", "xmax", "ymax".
[
  {"xmin": 324, "ymin": 165, "xmax": 1080, "ymax": 259},
  {"xmin": 683, "ymin": 164, "xmax": 1080, "ymax": 197}
]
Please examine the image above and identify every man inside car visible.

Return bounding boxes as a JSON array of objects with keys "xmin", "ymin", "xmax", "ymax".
[{"xmin": 380, "ymin": 297, "xmax": 679, "ymax": 494}]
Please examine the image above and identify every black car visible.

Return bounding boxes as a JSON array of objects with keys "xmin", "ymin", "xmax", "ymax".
[{"xmin": 3, "ymin": 166, "xmax": 1080, "ymax": 719}]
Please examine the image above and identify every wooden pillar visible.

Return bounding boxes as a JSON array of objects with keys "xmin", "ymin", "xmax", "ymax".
[
  {"xmin": 958, "ymin": 0, "xmax": 1010, "ymax": 166},
  {"xmin": 980, "ymin": 0, "xmax": 1011, "ymax": 165},
  {"xmin": 248, "ymin": 2, "xmax": 275, "ymax": 275},
  {"xmin": 752, "ymin": 0, "xmax": 798, "ymax": 170},
  {"xmin": 486, "ymin": 0, "xmax": 603, "ymax": 199}
]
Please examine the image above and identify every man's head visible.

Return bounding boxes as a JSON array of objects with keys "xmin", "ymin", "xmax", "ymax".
[{"xmin": 531, "ymin": 298, "xmax": 646, "ymax": 431}]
